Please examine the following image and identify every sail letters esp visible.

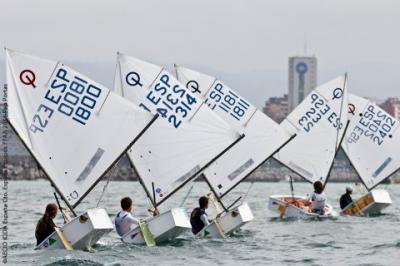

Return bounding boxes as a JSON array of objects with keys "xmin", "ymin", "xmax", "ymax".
[
  {"xmin": 347, "ymin": 104, "xmax": 396, "ymax": 146},
  {"xmin": 29, "ymin": 67, "xmax": 102, "ymax": 133},
  {"xmin": 298, "ymin": 93, "xmax": 342, "ymax": 133}
]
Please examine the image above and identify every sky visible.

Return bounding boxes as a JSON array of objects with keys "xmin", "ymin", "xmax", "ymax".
[{"xmin": 1, "ymin": 0, "xmax": 400, "ymax": 108}]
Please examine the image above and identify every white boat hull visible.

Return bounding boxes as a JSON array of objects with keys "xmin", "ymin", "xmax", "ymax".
[
  {"xmin": 341, "ymin": 189, "xmax": 392, "ymax": 216},
  {"xmin": 36, "ymin": 208, "xmax": 113, "ymax": 251},
  {"xmin": 268, "ymin": 195, "xmax": 336, "ymax": 219},
  {"xmin": 196, "ymin": 202, "xmax": 254, "ymax": 238},
  {"xmin": 122, "ymin": 208, "xmax": 191, "ymax": 244}
]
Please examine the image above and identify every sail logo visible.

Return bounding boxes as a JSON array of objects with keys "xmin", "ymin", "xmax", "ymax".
[
  {"xmin": 298, "ymin": 92, "xmax": 343, "ymax": 133},
  {"xmin": 347, "ymin": 104, "xmax": 396, "ymax": 146},
  {"xmin": 125, "ymin": 72, "xmax": 143, "ymax": 87},
  {"xmin": 186, "ymin": 80, "xmax": 201, "ymax": 94},
  {"xmin": 19, "ymin": 69, "xmax": 37, "ymax": 88},
  {"xmin": 348, "ymin": 103, "xmax": 356, "ymax": 115},
  {"xmin": 126, "ymin": 71, "xmax": 198, "ymax": 129},
  {"xmin": 29, "ymin": 67, "xmax": 102, "ymax": 133}
]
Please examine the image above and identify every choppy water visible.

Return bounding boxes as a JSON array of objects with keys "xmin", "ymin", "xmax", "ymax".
[{"xmin": 4, "ymin": 181, "xmax": 400, "ymax": 265}]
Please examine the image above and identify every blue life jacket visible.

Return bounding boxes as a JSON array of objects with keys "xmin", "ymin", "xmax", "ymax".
[{"xmin": 190, "ymin": 207, "xmax": 206, "ymax": 235}]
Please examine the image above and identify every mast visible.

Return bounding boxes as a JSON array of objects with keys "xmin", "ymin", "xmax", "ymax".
[{"xmin": 323, "ymin": 120, "xmax": 350, "ymax": 189}]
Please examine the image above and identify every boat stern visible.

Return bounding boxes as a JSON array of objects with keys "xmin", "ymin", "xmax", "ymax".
[
  {"xmin": 198, "ymin": 202, "xmax": 254, "ymax": 238},
  {"xmin": 371, "ymin": 189, "xmax": 392, "ymax": 205},
  {"xmin": 122, "ymin": 207, "xmax": 191, "ymax": 244},
  {"xmin": 342, "ymin": 189, "xmax": 392, "ymax": 216},
  {"xmin": 36, "ymin": 208, "xmax": 113, "ymax": 251}
]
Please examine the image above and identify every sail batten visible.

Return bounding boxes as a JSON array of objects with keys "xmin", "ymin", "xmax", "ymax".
[
  {"xmin": 6, "ymin": 49, "xmax": 156, "ymax": 209},
  {"xmin": 175, "ymin": 65, "xmax": 294, "ymax": 197}
]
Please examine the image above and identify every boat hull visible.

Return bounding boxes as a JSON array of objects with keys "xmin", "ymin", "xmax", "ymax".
[
  {"xmin": 36, "ymin": 208, "xmax": 113, "ymax": 251},
  {"xmin": 341, "ymin": 189, "xmax": 392, "ymax": 216},
  {"xmin": 196, "ymin": 202, "xmax": 254, "ymax": 238},
  {"xmin": 122, "ymin": 208, "xmax": 191, "ymax": 244},
  {"xmin": 268, "ymin": 195, "xmax": 336, "ymax": 219}
]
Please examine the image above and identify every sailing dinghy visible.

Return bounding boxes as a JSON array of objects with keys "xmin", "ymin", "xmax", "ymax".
[
  {"xmin": 269, "ymin": 75, "xmax": 349, "ymax": 219},
  {"xmin": 174, "ymin": 65, "xmax": 295, "ymax": 237},
  {"xmin": 340, "ymin": 94, "xmax": 394, "ymax": 216},
  {"xmin": 114, "ymin": 53, "xmax": 243, "ymax": 245},
  {"xmin": 5, "ymin": 49, "xmax": 157, "ymax": 250}
]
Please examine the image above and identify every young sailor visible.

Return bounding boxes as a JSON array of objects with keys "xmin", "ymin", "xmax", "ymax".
[
  {"xmin": 35, "ymin": 203, "xmax": 58, "ymax": 245},
  {"xmin": 306, "ymin": 181, "xmax": 327, "ymax": 214},
  {"xmin": 114, "ymin": 197, "xmax": 140, "ymax": 237},
  {"xmin": 114, "ymin": 197, "xmax": 160, "ymax": 237},
  {"xmin": 190, "ymin": 196, "xmax": 210, "ymax": 235},
  {"xmin": 340, "ymin": 186, "xmax": 353, "ymax": 209}
]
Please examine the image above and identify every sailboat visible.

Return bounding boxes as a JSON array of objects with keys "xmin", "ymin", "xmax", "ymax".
[
  {"xmin": 340, "ymin": 93, "xmax": 394, "ymax": 216},
  {"xmin": 269, "ymin": 74, "xmax": 349, "ymax": 219},
  {"xmin": 5, "ymin": 49, "xmax": 158, "ymax": 250},
  {"xmin": 114, "ymin": 53, "xmax": 243, "ymax": 244},
  {"xmin": 174, "ymin": 65, "xmax": 295, "ymax": 237}
]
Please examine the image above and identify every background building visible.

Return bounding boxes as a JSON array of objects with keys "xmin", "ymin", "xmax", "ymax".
[
  {"xmin": 288, "ymin": 56, "xmax": 317, "ymax": 111},
  {"xmin": 263, "ymin": 94, "xmax": 289, "ymax": 123},
  {"xmin": 379, "ymin": 97, "xmax": 400, "ymax": 120}
]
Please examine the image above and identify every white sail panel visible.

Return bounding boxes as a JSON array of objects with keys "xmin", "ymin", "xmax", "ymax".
[
  {"xmin": 116, "ymin": 54, "xmax": 241, "ymax": 205},
  {"xmin": 342, "ymin": 94, "xmax": 400, "ymax": 189},
  {"xmin": 175, "ymin": 66, "xmax": 293, "ymax": 197},
  {"xmin": 6, "ymin": 49, "xmax": 155, "ymax": 208},
  {"xmin": 274, "ymin": 76, "xmax": 348, "ymax": 184}
]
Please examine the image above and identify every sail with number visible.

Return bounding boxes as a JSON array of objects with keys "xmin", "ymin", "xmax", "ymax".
[
  {"xmin": 174, "ymin": 65, "xmax": 294, "ymax": 197},
  {"xmin": 342, "ymin": 94, "xmax": 400, "ymax": 190},
  {"xmin": 6, "ymin": 49, "xmax": 157, "ymax": 209},
  {"xmin": 273, "ymin": 75, "xmax": 348, "ymax": 184},
  {"xmin": 115, "ymin": 53, "xmax": 242, "ymax": 206}
]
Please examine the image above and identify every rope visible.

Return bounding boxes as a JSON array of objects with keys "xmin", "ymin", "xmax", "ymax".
[{"xmin": 96, "ymin": 163, "xmax": 117, "ymax": 208}]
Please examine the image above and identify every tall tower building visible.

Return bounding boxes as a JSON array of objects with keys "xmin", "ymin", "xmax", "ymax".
[{"xmin": 288, "ymin": 56, "xmax": 317, "ymax": 111}]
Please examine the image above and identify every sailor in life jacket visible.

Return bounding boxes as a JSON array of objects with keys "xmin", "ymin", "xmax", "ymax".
[
  {"xmin": 306, "ymin": 181, "xmax": 327, "ymax": 215},
  {"xmin": 190, "ymin": 196, "xmax": 210, "ymax": 235},
  {"xmin": 114, "ymin": 197, "xmax": 140, "ymax": 236},
  {"xmin": 340, "ymin": 186, "xmax": 353, "ymax": 210},
  {"xmin": 35, "ymin": 203, "xmax": 58, "ymax": 245}
]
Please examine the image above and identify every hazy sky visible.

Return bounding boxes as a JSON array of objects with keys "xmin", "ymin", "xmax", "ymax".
[{"xmin": 1, "ymin": 0, "xmax": 400, "ymax": 107}]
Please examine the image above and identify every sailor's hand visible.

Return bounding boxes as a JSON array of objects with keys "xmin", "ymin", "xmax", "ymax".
[{"xmin": 152, "ymin": 209, "xmax": 160, "ymax": 216}]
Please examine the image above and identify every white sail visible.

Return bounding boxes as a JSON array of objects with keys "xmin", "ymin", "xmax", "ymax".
[
  {"xmin": 116, "ymin": 53, "xmax": 241, "ymax": 205},
  {"xmin": 175, "ymin": 65, "xmax": 293, "ymax": 197},
  {"xmin": 273, "ymin": 75, "xmax": 348, "ymax": 184},
  {"xmin": 342, "ymin": 94, "xmax": 400, "ymax": 189},
  {"xmin": 6, "ymin": 49, "xmax": 156, "ymax": 208}
]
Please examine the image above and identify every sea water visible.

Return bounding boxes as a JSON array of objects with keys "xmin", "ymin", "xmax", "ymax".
[{"xmin": 5, "ymin": 181, "xmax": 400, "ymax": 266}]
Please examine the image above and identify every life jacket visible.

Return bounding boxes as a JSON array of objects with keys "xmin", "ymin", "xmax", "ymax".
[
  {"xmin": 190, "ymin": 207, "xmax": 206, "ymax": 235},
  {"xmin": 35, "ymin": 215, "xmax": 56, "ymax": 246},
  {"xmin": 310, "ymin": 191, "xmax": 327, "ymax": 211}
]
